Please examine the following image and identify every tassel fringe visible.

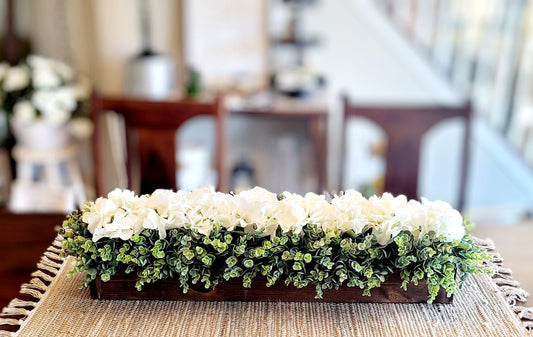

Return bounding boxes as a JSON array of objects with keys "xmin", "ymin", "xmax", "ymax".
[
  {"xmin": 475, "ymin": 237, "xmax": 533, "ymax": 334},
  {"xmin": 0, "ymin": 235, "xmax": 64, "ymax": 336}
]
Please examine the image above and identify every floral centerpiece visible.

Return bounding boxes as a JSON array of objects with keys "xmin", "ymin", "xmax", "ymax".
[
  {"xmin": 0, "ymin": 55, "xmax": 91, "ymax": 149},
  {"xmin": 60, "ymin": 187, "xmax": 491, "ymax": 303}
]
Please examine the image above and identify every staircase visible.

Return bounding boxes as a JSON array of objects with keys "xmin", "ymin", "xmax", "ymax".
[
  {"xmin": 370, "ymin": 0, "xmax": 532, "ymax": 166},
  {"xmin": 342, "ymin": 0, "xmax": 533, "ymax": 221}
]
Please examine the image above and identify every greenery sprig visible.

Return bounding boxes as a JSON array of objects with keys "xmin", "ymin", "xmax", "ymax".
[{"xmin": 60, "ymin": 210, "xmax": 492, "ymax": 303}]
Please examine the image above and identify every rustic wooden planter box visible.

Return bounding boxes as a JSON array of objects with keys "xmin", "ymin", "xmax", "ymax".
[{"xmin": 90, "ymin": 274, "xmax": 452, "ymax": 304}]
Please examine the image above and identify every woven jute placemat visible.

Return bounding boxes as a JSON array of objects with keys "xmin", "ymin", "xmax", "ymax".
[{"xmin": 1, "ymin": 236, "xmax": 532, "ymax": 337}]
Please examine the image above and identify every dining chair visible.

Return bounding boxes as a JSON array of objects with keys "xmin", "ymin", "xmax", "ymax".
[
  {"xmin": 91, "ymin": 93, "xmax": 228, "ymax": 197},
  {"xmin": 340, "ymin": 95, "xmax": 471, "ymax": 210}
]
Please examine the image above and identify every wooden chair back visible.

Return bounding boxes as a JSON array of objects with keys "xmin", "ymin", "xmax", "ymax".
[
  {"xmin": 91, "ymin": 94, "xmax": 227, "ymax": 196},
  {"xmin": 341, "ymin": 95, "xmax": 471, "ymax": 210}
]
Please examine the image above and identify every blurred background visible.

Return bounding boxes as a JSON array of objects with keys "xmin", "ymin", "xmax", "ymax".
[{"xmin": 0, "ymin": 0, "xmax": 532, "ymax": 306}]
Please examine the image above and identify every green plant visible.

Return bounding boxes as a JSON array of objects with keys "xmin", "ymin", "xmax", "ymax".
[
  {"xmin": 0, "ymin": 55, "xmax": 90, "ymax": 125},
  {"xmin": 60, "ymin": 205, "xmax": 491, "ymax": 303}
]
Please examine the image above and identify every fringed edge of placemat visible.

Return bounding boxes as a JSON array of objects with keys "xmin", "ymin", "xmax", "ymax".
[
  {"xmin": 474, "ymin": 237, "xmax": 533, "ymax": 335},
  {"xmin": 0, "ymin": 235, "xmax": 65, "ymax": 337},
  {"xmin": 0, "ymin": 235, "xmax": 531, "ymax": 336}
]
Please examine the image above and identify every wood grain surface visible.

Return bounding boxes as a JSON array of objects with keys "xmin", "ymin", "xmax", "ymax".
[
  {"xmin": 90, "ymin": 274, "xmax": 452, "ymax": 303},
  {"xmin": 0, "ymin": 209, "xmax": 65, "ymax": 308}
]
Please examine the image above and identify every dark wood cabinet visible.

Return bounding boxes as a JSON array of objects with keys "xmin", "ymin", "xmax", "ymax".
[{"xmin": 0, "ymin": 209, "xmax": 66, "ymax": 308}]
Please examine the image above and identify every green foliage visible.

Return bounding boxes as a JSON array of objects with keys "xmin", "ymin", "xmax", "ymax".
[{"xmin": 59, "ymin": 211, "xmax": 492, "ymax": 303}]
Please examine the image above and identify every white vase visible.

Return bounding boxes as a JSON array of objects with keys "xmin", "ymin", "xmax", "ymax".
[{"xmin": 10, "ymin": 118, "xmax": 71, "ymax": 150}]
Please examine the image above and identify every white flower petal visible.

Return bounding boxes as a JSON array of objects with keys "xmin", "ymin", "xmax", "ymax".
[
  {"xmin": 79, "ymin": 188, "xmax": 465, "ymax": 243},
  {"xmin": 13, "ymin": 101, "xmax": 36, "ymax": 124},
  {"xmin": 2, "ymin": 66, "xmax": 30, "ymax": 92}
]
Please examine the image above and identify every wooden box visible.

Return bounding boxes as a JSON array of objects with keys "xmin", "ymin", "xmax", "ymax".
[{"xmin": 90, "ymin": 274, "xmax": 452, "ymax": 303}]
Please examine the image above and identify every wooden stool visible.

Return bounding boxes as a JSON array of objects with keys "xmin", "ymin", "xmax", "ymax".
[{"xmin": 9, "ymin": 144, "xmax": 86, "ymax": 213}]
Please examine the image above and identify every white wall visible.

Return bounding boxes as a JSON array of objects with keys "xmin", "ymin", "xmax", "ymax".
[
  {"xmin": 92, "ymin": 0, "xmax": 182, "ymax": 95},
  {"xmin": 0, "ymin": 0, "xmax": 32, "ymax": 40}
]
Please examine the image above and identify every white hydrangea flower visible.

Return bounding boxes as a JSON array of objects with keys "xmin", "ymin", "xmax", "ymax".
[
  {"xmin": 240, "ymin": 187, "xmax": 279, "ymax": 204},
  {"xmin": 374, "ymin": 219, "xmax": 400, "ymax": 245},
  {"xmin": 3, "ymin": 55, "xmax": 88, "ymax": 127},
  {"xmin": 145, "ymin": 189, "xmax": 188, "ymax": 231},
  {"xmin": 303, "ymin": 192, "xmax": 336, "ymax": 231},
  {"xmin": 27, "ymin": 55, "xmax": 54, "ymax": 69},
  {"xmin": 146, "ymin": 189, "xmax": 175, "ymax": 218},
  {"xmin": 422, "ymin": 198, "xmax": 465, "ymax": 241},
  {"xmin": 83, "ymin": 189, "xmax": 148, "ymax": 241},
  {"xmin": 32, "ymin": 90, "xmax": 58, "ymax": 113},
  {"xmin": 2, "ymin": 65, "xmax": 30, "ymax": 92},
  {"xmin": 237, "ymin": 199, "xmax": 279, "ymax": 237},
  {"xmin": 141, "ymin": 208, "xmax": 168, "ymax": 239},
  {"xmin": 32, "ymin": 66, "xmax": 61, "ymax": 88},
  {"xmin": 211, "ymin": 191, "xmax": 237, "ymax": 231},
  {"xmin": 233, "ymin": 190, "xmax": 269, "ymax": 232},
  {"xmin": 331, "ymin": 190, "xmax": 367, "ymax": 234},
  {"xmin": 182, "ymin": 187, "xmax": 221, "ymax": 236},
  {"xmin": 169, "ymin": 190, "xmax": 195, "ymax": 228},
  {"xmin": 81, "ymin": 188, "xmax": 465, "ymax": 244},
  {"xmin": 13, "ymin": 101, "xmax": 36, "ymax": 124},
  {"xmin": 32, "ymin": 87, "xmax": 76, "ymax": 121},
  {"xmin": 393, "ymin": 200, "xmax": 428, "ymax": 238},
  {"xmin": 438, "ymin": 210, "xmax": 464, "ymax": 241},
  {"xmin": 93, "ymin": 208, "xmax": 140, "ymax": 241},
  {"xmin": 54, "ymin": 87, "xmax": 77, "ymax": 111},
  {"xmin": 274, "ymin": 192, "xmax": 307, "ymax": 234},
  {"xmin": 234, "ymin": 187, "xmax": 279, "ymax": 234},
  {"xmin": 83, "ymin": 196, "xmax": 120, "ymax": 239},
  {"xmin": 366, "ymin": 193, "xmax": 405, "ymax": 225},
  {"xmin": 108, "ymin": 188, "xmax": 139, "ymax": 210},
  {"xmin": 28, "ymin": 56, "xmax": 75, "ymax": 84}
]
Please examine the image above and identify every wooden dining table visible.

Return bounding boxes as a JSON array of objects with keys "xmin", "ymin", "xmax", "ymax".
[{"xmin": 472, "ymin": 221, "xmax": 533, "ymax": 307}]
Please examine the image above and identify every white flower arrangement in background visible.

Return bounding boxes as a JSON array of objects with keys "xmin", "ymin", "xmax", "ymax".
[
  {"xmin": 83, "ymin": 187, "xmax": 465, "ymax": 244},
  {"xmin": 0, "ymin": 55, "xmax": 91, "ymax": 128}
]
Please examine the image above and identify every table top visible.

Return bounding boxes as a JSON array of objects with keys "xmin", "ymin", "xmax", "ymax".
[
  {"xmin": 1, "ymin": 237, "xmax": 531, "ymax": 337},
  {"xmin": 227, "ymin": 91, "xmax": 329, "ymax": 117},
  {"xmin": 473, "ymin": 222, "xmax": 533, "ymax": 307}
]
